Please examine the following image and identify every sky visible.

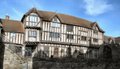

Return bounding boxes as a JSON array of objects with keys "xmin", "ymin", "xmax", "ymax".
[{"xmin": 0, "ymin": 0, "xmax": 120, "ymax": 37}]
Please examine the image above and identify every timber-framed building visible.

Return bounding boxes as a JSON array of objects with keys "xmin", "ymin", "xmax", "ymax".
[{"xmin": 0, "ymin": 8, "xmax": 104, "ymax": 61}]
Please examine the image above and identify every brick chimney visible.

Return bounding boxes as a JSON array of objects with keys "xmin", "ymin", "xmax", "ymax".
[{"xmin": 5, "ymin": 15, "xmax": 10, "ymax": 20}]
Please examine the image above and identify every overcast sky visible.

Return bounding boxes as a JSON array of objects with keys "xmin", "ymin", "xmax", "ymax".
[{"xmin": 0, "ymin": 0, "xmax": 120, "ymax": 37}]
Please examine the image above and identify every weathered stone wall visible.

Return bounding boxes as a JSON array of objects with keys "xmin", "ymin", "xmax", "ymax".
[
  {"xmin": 32, "ymin": 44, "xmax": 120, "ymax": 69},
  {"xmin": 33, "ymin": 60, "xmax": 120, "ymax": 69},
  {"xmin": 0, "ymin": 38, "xmax": 5, "ymax": 69},
  {"xmin": 3, "ymin": 44, "xmax": 29, "ymax": 69},
  {"xmin": 99, "ymin": 44, "xmax": 120, "ymax": 60}
]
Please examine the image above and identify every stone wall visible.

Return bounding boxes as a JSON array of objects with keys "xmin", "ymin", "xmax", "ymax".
[
  {"xmin": 3, "ymin": 44, "xmax": 30, "ymax": 69},
  {"xmin": 0, "ymin": 38, "xmax": 5, "ymax": 69},
  {"xmin": 33, "ymin": 60, "xmax": 120, "ymax": 69},
  {"xmin": 32, "ymin": 44, "xmax": 120, "ymax": 69}
]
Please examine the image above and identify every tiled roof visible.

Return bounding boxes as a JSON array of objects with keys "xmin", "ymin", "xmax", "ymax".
[
  {"xmin": 22, "ymin": 8, "xmax": 104, "ymax": 32},
  {"xmin": 0, "ymin": 19, "xmax": 24, "ymax": 33}
]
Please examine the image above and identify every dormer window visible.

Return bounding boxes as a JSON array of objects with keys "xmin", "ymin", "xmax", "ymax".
[{"xmin": 51, "ymin": 17, "xmax": 60, "ymax": 28}]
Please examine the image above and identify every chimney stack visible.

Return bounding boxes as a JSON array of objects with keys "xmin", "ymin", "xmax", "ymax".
[{"xmin": 5, "ymin": 15, "xmax": 10, "ymax": 20}]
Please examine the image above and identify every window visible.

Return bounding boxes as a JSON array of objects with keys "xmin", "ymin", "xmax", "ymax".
[
  {"xmin": 10, "ymin": 33, "xmax": 16, "ymax": 42},
  {"xmin": 29, "ymin": 16, "xmax": 38, "ymax": 26},
  {"xmin": 81, "ymin": 36, "xmax": 87, "ymax": 41},
  {"xmin": 54, "ymin": 47, "xmax": 59, "ymax": 57},
  {"xmin": 61, "ymin": 49, "xmax": 65, "ymax": 57},
  {"xmin": 13, "ymin": 46, "xmax": 22, "ymax": 54},
  {"xmin": 10, "ymin": 33, "xmax": 16, "ymax": 38},
  {"xmin": 93, "ymin": 38, "xmax": 98, "ymax": 42},
  {"xmin": 28, "ymin": 31, "xmax": 37, "ymax": 37},
  {"xmin": 44, "ymin": 46, "xmax": 49, "ymax": 56},
  {"xmin": 78, "ymin": 36, "xmax": 81, "ymax": 40},
  {"xmin": 28, "ymin": 31, "xmax": 37, "ymax": 41},
  {"xmin": 51, "ymin": 17, "xmax": 60, "ymax": 28},
  {"xmin": 66, "ymin": 34, "xmax": 74, "ymax": 39},
  {"xmin": 25, "ymin": 47, "xmax": 32, "ymax": 57},
  {"xmin": 93, "ymin": 30, "xmax": 98, "ymax": 34},
  {"xmin": 29, "ymin": 13, "xmax": 38, "ymax": 22},
  {"xmin": 49, "ymin": 32, "xmax": 60, "ymax": 38},
  {"xmin": 26, "ymin": 13, "xmax": 40, "ymax": 27},
  {"xmin": 66, "ymin": 25, "xmax": 73, "ymax": 32}
]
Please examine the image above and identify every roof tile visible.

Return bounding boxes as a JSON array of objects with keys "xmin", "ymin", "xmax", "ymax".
[{"xmin": 0, "ymin": 19, "xmax": 24, "ymax": 33}]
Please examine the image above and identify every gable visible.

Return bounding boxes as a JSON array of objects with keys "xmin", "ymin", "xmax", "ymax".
[
  {"xmin": 25, "ymin": 12, "xmax": 40, "ymax": 22},
  {"xmin": 93, "ymin": 26, "xmax": 99, "ymax": 31},
  {"xmin": 92, "ymin": 23, "xmax": 104, "ymax": 33},
  {"xmin": 21, "ymin": 8, "xmax": 92, "ymax": 29},
  {"xmin": 52, "ymin": 16, "xmax": 60, "ymax": 23}
]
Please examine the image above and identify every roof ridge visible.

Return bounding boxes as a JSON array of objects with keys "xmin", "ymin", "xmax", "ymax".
[
  {"xmin": 1, "ymin": 18, "xmax": 24, "ymax": 33},
  {"xmin": 1, "ymin": 19, "xmax": 21, "ymax": 22},
  {"xmin": 22, "ymin": 8, "xmax": 104, "ymax": 32},
  {"xmin": 37, "ymin": 9, "xmax": 92, "ymax": 23}
]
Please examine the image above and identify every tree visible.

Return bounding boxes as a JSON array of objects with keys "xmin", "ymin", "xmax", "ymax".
[{"xmin": 103, "ymin": 45, "xmax": 112, "ymax": 62}]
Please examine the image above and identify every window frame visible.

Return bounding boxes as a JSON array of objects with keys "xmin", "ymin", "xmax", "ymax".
[
  {"xmin": 26, "ymin": 13, "xmax": 40, "ymax": 27},
  {"xmin": 66, "ymin": 34, "xmax": 74, "ymax": 39},
  {"xmin": 93, "ymin": 38, "xmax": 98, "ymax": 42},
  {"xmin": 54, "ymin": 47, "xmax": 59, "ymax": 57},
  {"xmin": 44, "ymin": 46, "xmax": 49, "ymax": 56},
  {"xmin": 81, "ymin": 36, "xmax": 87, "ymax": 41},
  {"xmin": 10, "ymin": 33, "xmax": 16, "ymax": 38},
  {"xmin": 93, "ymin": 30, "xmax": 98, "ymax": 35},
  {"xmin": 25, "ymin": 47, "xmax": 32, "ymax": 57},
  {"xmin": 49, "ymin": 32, "xmax": 60, "ymax": 38},
  {"xmin": 51, "ymin": 17, "xmax": 60, "ymax": 28},
  {"xmin": 28, "ymin": 31, "xmax": 37, "ymax": 39},
  {"xmin": 66, "ymin": 25, "xmax": 73, "ymax": 32},
  {"xmin": 10, "ymin": 32, "xmax": 16, "ymax": 42}
]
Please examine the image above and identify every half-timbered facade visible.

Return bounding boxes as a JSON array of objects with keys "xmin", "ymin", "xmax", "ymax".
[
  {"xmin": 0, "ymin": 18, "xmax": 25, "ymax": 68},
  {"xmin": 21, "ymin": 8, "xmax": 104, "ymax": 58},
  {"xmin": 0, "ymin": 8, "xmax": 104, "ymax": 59},
  {"xmin": 1, "ymin": 19, "xmax": 24, "ymax": 45},
  {"xmin": 1, "ymin": 19, "xmax": 25, "ymax": 57}
]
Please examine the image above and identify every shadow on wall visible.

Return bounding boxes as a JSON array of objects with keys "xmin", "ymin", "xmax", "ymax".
[
  {"xmin": 33, "ymin": 50, "xmax": 49, "ymax": 61},
  {"xmin": 0, "ymin": 37, "xmax": 5, "ymax": 69}
]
